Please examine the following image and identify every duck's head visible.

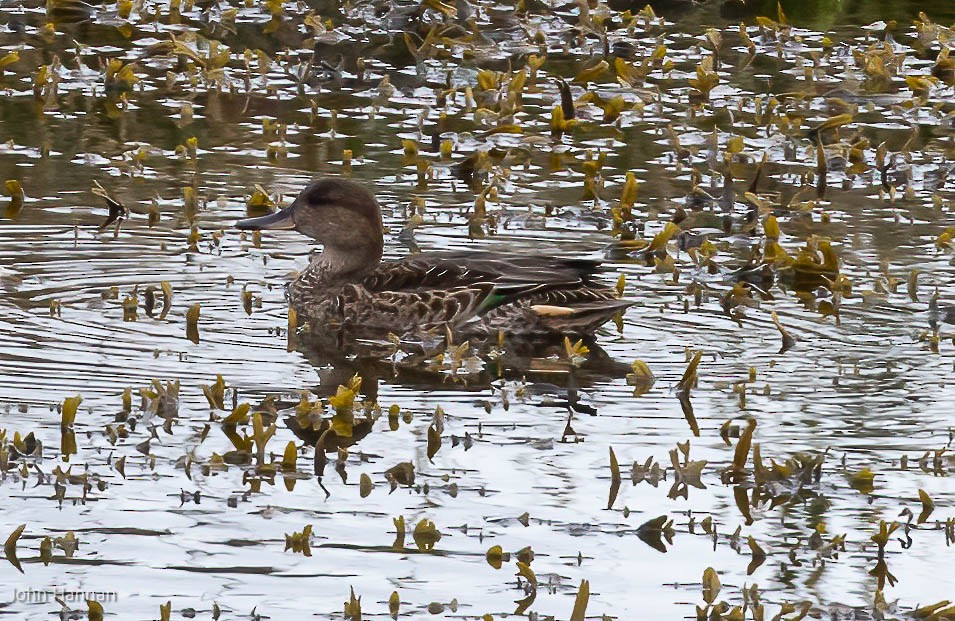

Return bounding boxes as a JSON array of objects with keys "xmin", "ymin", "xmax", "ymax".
[{"xmin": 236, "ymin": 178, "xmax": 383, "ymax": 267}]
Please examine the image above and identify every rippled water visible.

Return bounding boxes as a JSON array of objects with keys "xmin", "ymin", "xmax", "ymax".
[{"xmin": 1, "ymin": 0, "xmax": 954, "ymax": 618}]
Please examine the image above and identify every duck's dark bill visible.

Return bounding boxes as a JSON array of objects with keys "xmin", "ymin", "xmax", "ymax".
[{"xmin": 236, "ymin": 208, "xmax": 296, "ymax": 231}]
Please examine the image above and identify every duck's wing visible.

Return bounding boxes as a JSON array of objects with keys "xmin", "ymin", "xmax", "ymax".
[
  {"xmin": 361, "ymin": 251, "xmax": 606, "ymax": 293},
  {"xmin": 437, "ymin": 254, "xmax": 635, "ymax": 335},
  {"xmin": 353, "ymin": 252, "xmax": 631, "ymax": 334}
]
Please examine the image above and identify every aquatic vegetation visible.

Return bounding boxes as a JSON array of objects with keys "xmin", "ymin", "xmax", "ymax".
[
  {"xmin": 3, "ymin": 524, "xmax": 25, "ymax": 573},
  {"xmin": 0, "ymin": 0, "xmax": 954, "ymax": 617},
  {"xmin": 284, "ymin": 524, "xmax": 313, "ymax": 556},
  {"xmin": 4, "ymin": 180, "xmax": 24, "ymax": 218}
]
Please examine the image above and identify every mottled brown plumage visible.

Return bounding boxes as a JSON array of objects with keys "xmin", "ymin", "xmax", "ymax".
[{"xmin": 237, "ymin": 178, "xmax": 632, "ymax": 339}]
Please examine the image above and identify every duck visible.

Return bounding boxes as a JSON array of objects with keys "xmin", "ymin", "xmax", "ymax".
[{"xmin": 236, "ymin": 178, "xmax": 632, "ymax": 340}]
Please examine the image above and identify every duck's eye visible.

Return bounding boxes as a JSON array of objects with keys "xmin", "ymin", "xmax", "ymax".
[{"xmin": 306, "ymin": 190, "xmax": 335, "ymax": 206}]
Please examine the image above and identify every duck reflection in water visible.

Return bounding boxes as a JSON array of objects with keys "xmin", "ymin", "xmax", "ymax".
[{"xmin": 295, "ymin": 329, "xmax": 632, "ymax": 413}]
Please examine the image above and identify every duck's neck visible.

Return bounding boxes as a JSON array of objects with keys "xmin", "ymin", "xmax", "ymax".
[{"xmin": 303, "ymin": 244, "xmax": 382, "ymax": 286}]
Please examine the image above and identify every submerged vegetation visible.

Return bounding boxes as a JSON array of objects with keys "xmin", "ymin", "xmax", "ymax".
[{"xmin": 0, "ymin": 0, "xmax": 954, "ymax": 618}]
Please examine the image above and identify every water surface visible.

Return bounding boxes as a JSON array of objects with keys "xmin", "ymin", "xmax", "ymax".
[{"xmin": 1, "ymin": 0, "xmax": 954, "ymax": 618}]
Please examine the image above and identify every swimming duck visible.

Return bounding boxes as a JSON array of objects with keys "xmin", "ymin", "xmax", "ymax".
[{"xmin": 236, "ymin": 178, "xmax": 632, "ymax": 340}]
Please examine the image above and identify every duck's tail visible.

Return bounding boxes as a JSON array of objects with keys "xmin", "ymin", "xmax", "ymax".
[
  {"xmin": 529, "ymin": 298, "xmax": 634, "ymax": 335},
  {"xmin": 461, "ymin": 282, "xmax": 634, "ymax": 338}
]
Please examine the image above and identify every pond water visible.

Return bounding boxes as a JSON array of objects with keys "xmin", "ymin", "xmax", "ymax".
[{"xmin": 1, "ymin": 0, "xmax": 954, "ymax": 619}]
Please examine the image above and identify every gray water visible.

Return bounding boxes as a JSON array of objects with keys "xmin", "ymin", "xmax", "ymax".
[{"xmin": 1, "ymin": 0, "xmax": 954, "ymax": 618}]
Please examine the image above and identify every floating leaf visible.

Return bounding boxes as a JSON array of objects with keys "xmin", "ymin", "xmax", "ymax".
[
  {"xmin": 918, "ymin": 488, "xmax": 935, "ymax": 524},
  {"xmin": 631, "ymin": 457, "xmax": 664, "ymax": 487},
  {"xmin": 636, "ymin": 515, "xmax": 675, "ymax": 553},
  {"xmin": 88, "ymin": 600, "xmax": 105, "ymax": 621},
  {"xmin": 39, "ymin": 537, "xmax": 53, "ymax": 565},
  {"xmin": 389, "ymin": 591, "xmax": 400, "ymax": 619},
  {"xmin": 282, "ymin": 441, "xmax": 297, "ymax": 472},
  {"xmin": 287, "ymin": 306, "xmax": 298, "ymax": 352},
  {"xmin": 412, "ymin": 518, "xmax": 441, "ymax": 551},
  {"xmin": 427, "ymin": 422, "xmax": 441, "ymax": 461},
  {"xmin": 185, "ymin": 303, "xmax": 200, "ymax": 343},
  {"xmin": 344, "ymin": 586, "xmax": 361, "ymax": 621},
  {"xmin": 159, "ymin": 282, "xmax": 173, "ymax": 319},
  {"xmin": 61, "ymin": 394, "xmax": 82, "ymax": 427},
  {"xmin": 746, "ymin": 536, "xmax": 766, "ymax": 574},
  {"xmin": 247, "ymin": 184, "xmax": 275, "ymax": 214},
  {"xmin": 385, "ymin": 462, "xmax": 415, "ymax": 492},
  {"xmin": 4, "ymin": 180, "xmax": 23, "ymax": 218},
  {"xmin": 0, "ymin": 51, "xmax": 19, "ymax": 71},
  {"xmin": 4, "ymin": 524, "xmax": 25, "ymax": 573},
  {"xmin": 870, "ymin": 520, "xmax": 899, "ymax": 548},
  {"xmin": 734, "ymin": 485, "xmax": 753, "ymax": 526},
  {"xmin": 731, "ymin": 418, "xmax": 757, "ymax": 474},
  {"xmin": 392, "ymin": 516, "xmax": 406, "ymax": 550},
  {"xmin": 252, "ymin": 412, "xmax": 277, "ymax": 466},
  {"xmin": 771, "ymin": 311, "xmax": 795, "ymax": 354},
  {"xmin": 486, "ymin": 545, "xmax": 504, "ymax": 569},
  {"xmin": 627, "ymin": 360, "xmax": 655, "ymax": 395},
  {"xmin": 677, "ymin": 351, "xmax": 702, "ymax": 393},
  {"xmin": 620, "ymin": 172, "xmax": 639, "ymax": 207},
  {"xmin": 284, "ymin": 524, "xmax": 313, "ymax": 556},
  {"xmin": 912, "ymin": 601, "xmax": 955, "ymax": 619},
  {"xmin": 91, "ymin": 180, "xmax": 128, "ymax": 231},
  {"xmin": 569, "ymin": 579, "xmax": 589, "ymax": 621},
  {"xmin": 574, "ymin": 60, "xmax": 609, "ymax": 84},
  {"xmin": 516, "ymin": 561, "xmax": 537, "ymax": 587},
  {"xmin": 105, "ymin": 58, "xmax": 139, "ymax": 90},
  {"xmin": 847, "ymin": 467, "xmax": 876, "ymax": 494},
  {"xmin": 702, "ymin": 567, "xmax": 721, "ymax": 604},
  {"xmin": 202, "ymin": 375, "xmax": 226, "ymax": 410},
  {"xmin": 514, "ymin": 589, "xmax": 537, "ymax": 615},
  {"xmin": 563, "ymin": 337, "xmax": 590, "ymax": 367},
  {"xmin": 122, "ymin": 291, "xmax": 139, "ymax": 321},
  {"xmin": 688, "ymin": 59, "xmax": 719, "ymax": 100},
  {"xmin": 608, "ymin": 446, "xmax": 621, "ymax": 510},
  {"xmin": 221, "ymin": 402, "xmax": 250, "ymax": 426},
  {"xmin": 359, "ymin": 473, "xmax": 373, "ymax": 498}
]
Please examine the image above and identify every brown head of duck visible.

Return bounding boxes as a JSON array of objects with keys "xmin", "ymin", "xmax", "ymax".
[{"xmin": 237, "ymin": 177, "xmax": 384, "ymax": 282}]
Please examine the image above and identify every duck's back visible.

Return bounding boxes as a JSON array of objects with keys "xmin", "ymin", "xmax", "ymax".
[{"xmin": 363, "ymin": 251, "xmax": 605, "ymax": 292}]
